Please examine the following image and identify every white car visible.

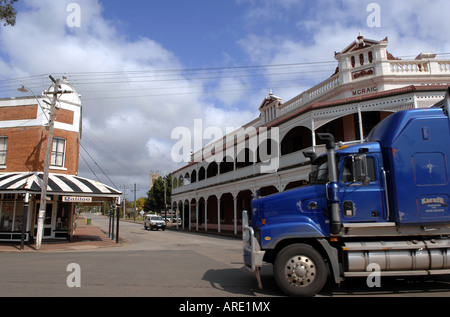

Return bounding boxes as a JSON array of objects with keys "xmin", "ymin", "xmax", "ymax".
[{"xmin": 144, "ymin": 215, "xmax": 166, "ymax": 231}]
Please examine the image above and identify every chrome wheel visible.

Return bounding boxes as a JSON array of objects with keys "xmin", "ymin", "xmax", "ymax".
[
  {"xmin": 285, "ymin": 255, "xmax": 316, "ymax": 287},
  {"xmin": 274, "ymin": 244, "xmax": 327, "ymax": 296}
]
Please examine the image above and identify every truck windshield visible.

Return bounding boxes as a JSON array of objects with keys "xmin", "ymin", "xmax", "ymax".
[{"xmin": 309, "ymin": 156, "xmax": 329, "ymax": 184}]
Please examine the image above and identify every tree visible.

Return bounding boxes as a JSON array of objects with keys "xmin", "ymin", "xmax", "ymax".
[
  {"xmin": 144, "ymin": 174, "xmax": 172, "ymax": 213},
  {"xmin": 136, "ymin": 197, "xmax": 146, "ymax": 212},
  {"xmin": 0, "ymin": 0, "xmax": 18, "ymax": 26}
]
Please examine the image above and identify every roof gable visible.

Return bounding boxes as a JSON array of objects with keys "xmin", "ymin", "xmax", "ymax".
[
  {"xmin": 258, "ymin": 92, "xmax": 281, "ymax": 110},
  {"xmin": 339, "ymin": 34, "xmax": 386, "ymax": 55}
]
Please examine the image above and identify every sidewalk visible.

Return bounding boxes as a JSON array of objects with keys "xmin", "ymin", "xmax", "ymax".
[{"xmin": 0, "ymin": 216, "xmax": 119, "ymax": 252}]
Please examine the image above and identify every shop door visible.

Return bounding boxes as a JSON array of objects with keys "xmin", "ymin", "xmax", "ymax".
[{"xmin": 35, "ymin": 202, "xmax": 54, "ymax": 239}]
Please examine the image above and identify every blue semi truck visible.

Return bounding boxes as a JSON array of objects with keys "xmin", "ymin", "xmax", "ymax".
[{"xmin": 243, "ymin": 90, "xmax": 450, "ymax": 296}]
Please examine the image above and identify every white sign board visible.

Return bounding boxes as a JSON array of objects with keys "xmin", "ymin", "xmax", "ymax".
[{"xmin": 62, "ymin": 196, "xmax": 93, "ymax": 203}]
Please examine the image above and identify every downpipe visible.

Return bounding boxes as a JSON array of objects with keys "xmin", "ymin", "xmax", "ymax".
[{"xmin": 318, "ymin": 133, "xmax": 342, "ymax": 235}]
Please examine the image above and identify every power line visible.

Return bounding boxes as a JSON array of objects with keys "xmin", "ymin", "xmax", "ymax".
[
  {"xmin": 79, "ymin": 151, "xmax": 102, "ymax": 183},
  {"xmin": 66, "ymin": 68, "xmax": 333, "ymax": 86},
  {"xmin": 2, "ymin": 51, "xmax": 450, "ymax": 100},
  {"xmin": 79, "ymin": 83, "xmax": 312, "ymax": 101},
  {"xmin": 0, "ymin": 60, "xmax": 335, "ymax": 82},
  {"xmin": 0, "ymin": 59, "xmax": 339, "ymax": 97},
  {"xmin": 2, "ymin": 51, "xmax": 450, "ymax": 86},
  {"xmin": 80, "ymin": 143, "xmax": 118, "ymax": 189},
  {"xmin": 2, "ymin": 51, "xmax": 449, "ymax": 87},
  {"xmin": 56, "ymin": 60, "xmax": 338, "ymax": 78}
]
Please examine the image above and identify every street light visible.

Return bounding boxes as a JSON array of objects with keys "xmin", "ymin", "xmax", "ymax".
[
  {"xmin": 17, "ymin": 85, "xmax": 28, "ymax": 93},
  {"xmin": 16, "ymin": 84, "xmax": 50, "ymax": 250},
  {"xmin": 17, "ymin": 84, "xmax": 50, "ymax": 122}
]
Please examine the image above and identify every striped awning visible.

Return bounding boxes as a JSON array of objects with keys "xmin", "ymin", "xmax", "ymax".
[{"xmin": 0, "ymin": 172, "xmax": 121, "ymax": 198}]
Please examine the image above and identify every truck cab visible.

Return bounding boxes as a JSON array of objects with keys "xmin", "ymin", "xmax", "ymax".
[
  {"xmin": 315, "ymin": 141, "xmax": 385, "ymax": 223},
  {"xmin": 243, "ymin": 96, "xmax": 450, "ymax": 296}
]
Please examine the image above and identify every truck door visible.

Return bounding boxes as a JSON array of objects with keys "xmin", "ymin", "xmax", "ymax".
[{"xmin": 339, "ymin": 155, "xmax": 385, "ymax": 222}]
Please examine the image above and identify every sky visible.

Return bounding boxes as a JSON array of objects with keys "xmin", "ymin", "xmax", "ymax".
[{"xmin": 1, "ymin": 0, "xmax": 450, "ymax": 199}]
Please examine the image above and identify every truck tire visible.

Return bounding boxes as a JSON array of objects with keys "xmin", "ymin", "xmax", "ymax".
[{"xmin": 274, "ymin": 243, "xmax": 327, "ymax": 297}]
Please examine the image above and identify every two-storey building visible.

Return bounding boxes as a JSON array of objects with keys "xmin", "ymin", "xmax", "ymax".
[
  {"xmin": 171, "ymin": 34, "xmax": 450, "ymax": 236},
  {"xmin": 0, "ymin": 79, "xmax": 121, "ymax": 242}
]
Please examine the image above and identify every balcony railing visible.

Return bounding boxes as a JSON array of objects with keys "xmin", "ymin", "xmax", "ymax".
[
  {"xmin": 280, "ymin": 59, "xmax": 450, "ymax": 116},
  {"xmin": 172, "ymin": 145, "xmax": 327, "ymax": 195},
  {"xmin": 281, "ymin": 74, "xmax": 340, "ymax": 114},
  {"xmin": 389, "ymin": 60, "xmax": 429, "ymax": 73}
]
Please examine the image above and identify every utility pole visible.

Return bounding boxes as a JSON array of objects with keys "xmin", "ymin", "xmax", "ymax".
[
  {"xmin": 36, "ymin": 75, "xmax": 66, "ymax": 250},
  {"xmin": 164, "ymin": 176, "xmax": 167, "ymax": 220},
  {"xmin": 134, "ymin": 183, "xmax": 137, "ymax": 221},
  {"xmin": 131, "ymin": 183, "xmax": 140, "ymax": 221},
  {"xmin": 120, "ymin": 184, "xmax": 132, "ymax": 220},
  {"xmin": 123, "ymin": 192, "xmax": 127, "ymax": 221}
]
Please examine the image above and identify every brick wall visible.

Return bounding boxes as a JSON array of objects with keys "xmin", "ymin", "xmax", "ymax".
[
  {"xmin": 0, "ymin": 105, "xmax": 38, "ymax": 121},
  {"xmin": 0, "ymin": 126, "xmax": 79, "ymax": 175},
  {"xmin": 55, "ymin": 108, "xmax": 74, "ymax": 125}
]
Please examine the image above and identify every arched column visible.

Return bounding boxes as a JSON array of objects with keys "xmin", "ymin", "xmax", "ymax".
[
  {"xmin": 204, "ymin": 200, "xmax": 208, "ymax": 232},
  {"xmin": 195, "ymin": 200, "xmax": 199, "ymax": 231},
  {"xmin": 233, "ymin": 194, "xmax": 237, "ymax": 235},
  {"xmin": 217, "ymin": 198, "xmax": 221, "ymax": 233}
]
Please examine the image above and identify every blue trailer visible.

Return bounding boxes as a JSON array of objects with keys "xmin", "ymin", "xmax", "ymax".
[{"xmin": 243, "ymin": 90, "xmax": 450, "ymax": 296}]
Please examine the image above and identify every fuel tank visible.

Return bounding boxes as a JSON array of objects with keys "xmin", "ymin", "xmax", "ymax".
[{"xmin": 344, "ymin": 239, "xmax": 450, "ymax": 273}]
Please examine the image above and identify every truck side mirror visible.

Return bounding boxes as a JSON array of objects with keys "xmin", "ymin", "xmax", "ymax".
[{"xmin": 353, "ymin": 154, "xmax": 370, "ymax": 186}]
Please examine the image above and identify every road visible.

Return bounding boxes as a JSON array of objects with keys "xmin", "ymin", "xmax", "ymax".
[
  {"xmin": 0, "ymin": 213, "xmax": 277, "ymax": 298},
  {"xmin": 0, "ymin": 213, "xmax": 449, "ymax": 299}
]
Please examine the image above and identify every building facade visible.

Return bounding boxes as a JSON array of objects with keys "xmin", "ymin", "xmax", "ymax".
[
  {"xmin": 171, "ymin": 34, "xmax": 450, "ymax": 236},
  {"xmin": 0, "ymin": 79, "xmax": 121, "ymax": 242},
  {"xmin": 0, "ymin": 81, "xmax": 82, "ymax": 175}
]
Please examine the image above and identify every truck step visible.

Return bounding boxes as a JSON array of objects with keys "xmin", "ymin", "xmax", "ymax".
[{"xmin": 344, "ymin": 269, "xmax": 450, "ymax": 277}]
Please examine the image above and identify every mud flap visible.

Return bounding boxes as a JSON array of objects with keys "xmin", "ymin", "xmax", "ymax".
[{"xmin": 255, "ymin": 267, "xmax": 263, "ymax": 290}]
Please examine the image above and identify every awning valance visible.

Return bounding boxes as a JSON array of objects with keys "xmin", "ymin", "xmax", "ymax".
[{"xmin": 0, "ymin": 172, "xmax": 121, "ymax": 198}]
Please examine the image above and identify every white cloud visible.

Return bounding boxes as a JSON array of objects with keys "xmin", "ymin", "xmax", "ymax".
[
  {"xmin": 203, "ymin": 105, "xmax": 255, "ymax": 132},
  {"xmin": 236, "ymin": 0, "xmax": 450, "ymax": 101},
  {"xmin": 0, "ymin": 0, "xmax": 223, "ymax": 192}
]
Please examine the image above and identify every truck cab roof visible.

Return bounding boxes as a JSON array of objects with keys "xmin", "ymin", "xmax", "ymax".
[{"xmin": 367, "ymin": 108, "xmax": 446, "ymax": 145}]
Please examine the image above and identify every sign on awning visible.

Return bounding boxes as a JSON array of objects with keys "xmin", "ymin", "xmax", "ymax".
[{"xmin": 62, "ymin": 196, "xmax": 93, "ymax": 203}]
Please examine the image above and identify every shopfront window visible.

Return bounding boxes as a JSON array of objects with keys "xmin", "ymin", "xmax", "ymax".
[
  {"xmin": 0, "ymin": 201, "xmax": 14, "ymax": 231},
  {"xmin": 13, "ymin": 204, "xmax": 24, "ymax": 231},
  {"xmin": 56, "ymin": 203, "xmax": 70, "ymax": 230},
  {"xmin": 0, "ymin": 194, "xmax": 25, "ymax": 232}
]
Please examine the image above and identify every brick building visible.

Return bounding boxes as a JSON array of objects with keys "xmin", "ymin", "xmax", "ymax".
[{"xmin": 0, "ymin": 79, "xmax": 121, "ymax": 242}]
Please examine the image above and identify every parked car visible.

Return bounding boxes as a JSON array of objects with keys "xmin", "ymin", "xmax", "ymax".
[{"xmin": 144, "ymin": 215, "xmax": 166, "ymax": 231}]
